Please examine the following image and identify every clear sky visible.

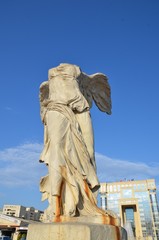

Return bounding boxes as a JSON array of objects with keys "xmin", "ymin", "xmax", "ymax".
[{"xmin": 0, "ymin": 0, "xmax": 159, "ymax": 211}]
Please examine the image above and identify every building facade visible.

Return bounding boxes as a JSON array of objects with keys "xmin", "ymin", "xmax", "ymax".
[
  {"xmin": 2, "ymin": 205, "xmax": 43, "ymax": 222},
  {"xmin": 0, "ymin": 213, "xmax": 37, "ymax": 240},
  {"xmin": 100, "ymin": 179, "xmax": 159, "ymax": 240}
]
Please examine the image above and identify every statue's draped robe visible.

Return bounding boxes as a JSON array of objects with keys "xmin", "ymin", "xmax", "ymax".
[{"xmin": 40, "ymin": 66, "xmax": 100, "ymax": 218}]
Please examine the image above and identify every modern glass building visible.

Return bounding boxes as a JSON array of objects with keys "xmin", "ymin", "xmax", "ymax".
[{"xmin": 99, "ymin": 179, "xmax": 159, "ymax": 240}]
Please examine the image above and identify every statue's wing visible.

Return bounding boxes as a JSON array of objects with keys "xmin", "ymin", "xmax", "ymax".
[
  {"xmin": 78, "ymin": 73, "xmax": 112, "ymax": 114},
  {"xmin": 89, "ymin": 73, "xmax": 111, "ymax": 114},
  {"xmin": 39, "ymin": 81, "xmax": 49, "ymax": 122},
  {"xmin": 78, "ymin": 73, "xmax": 93, "ymax": 108}
]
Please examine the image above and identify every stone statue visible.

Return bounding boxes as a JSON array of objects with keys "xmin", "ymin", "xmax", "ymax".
[{"xmin": 39, "ymin": 63, "xmax": 118, "ymax": 225}]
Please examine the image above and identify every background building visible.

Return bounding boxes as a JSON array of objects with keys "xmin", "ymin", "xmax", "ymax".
[
  {"xmin": 2, "ymin": 205, "xmax": 43, "ymax": 222},
  {"xmin": 100, "ymin": 179, "xmax": 159, "ymax": 240},
  {"xmin": 0, "ymin": 213, "xmax": 36, "ymax": 240},
  {"xmin": 0, "ymin": 205, "xmax": 44, "ymax": 239}
]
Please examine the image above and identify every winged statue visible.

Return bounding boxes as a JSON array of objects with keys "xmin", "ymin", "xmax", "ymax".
[{"xmin": 38, "ymin": 63, "xmax": 119, "ymax": 226}]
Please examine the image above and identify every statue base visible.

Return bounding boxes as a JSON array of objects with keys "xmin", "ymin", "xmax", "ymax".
[{"xmin": 26, "ymin": 222, "xmax": 127, "ymax": 240}]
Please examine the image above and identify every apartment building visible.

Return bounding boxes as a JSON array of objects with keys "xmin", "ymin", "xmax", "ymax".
[{"xmin": 2, "ymin": 205, "xmax": 43, "ymax": 222}]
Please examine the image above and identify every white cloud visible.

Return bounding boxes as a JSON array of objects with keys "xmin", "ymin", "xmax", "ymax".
[
  {"xmin": 0, "ymin": 143, "xmax": 46, "ymax": 187},
  {"xmin": 0, "ymin": 143, "xmax": 159, "ymax": 190},
  {"xmin": 96, "ymin": 153, "xmax": 159, "ymax": 185},
  {"xmin": 5, "ymin": 107, "xmax": 12, "ymax": 111}
]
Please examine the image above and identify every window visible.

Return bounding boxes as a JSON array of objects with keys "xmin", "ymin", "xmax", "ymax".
[{"xmin": 122, "ymin": 189, "xmax": 132, "ymax": 198}]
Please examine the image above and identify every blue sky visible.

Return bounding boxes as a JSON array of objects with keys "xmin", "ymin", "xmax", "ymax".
[{"xmin": 0, "ymin": 0, "xmax": 159, "ymax": 210}]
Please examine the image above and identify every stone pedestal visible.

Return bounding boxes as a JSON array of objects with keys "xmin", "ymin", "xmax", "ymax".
[{"xmin": 26, "ymin": 222, "xmax": 127, "ymax": 240}]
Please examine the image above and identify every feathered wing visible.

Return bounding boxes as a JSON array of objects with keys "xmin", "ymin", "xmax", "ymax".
[
  {"xmin": 78, "ymin": 73, "xmax": 112, "ymax": 114},
  {"xmin": 39, "ymin": 81, "xmax": 49, "ymax": 122},
  {"xmin": 89, "ymin": 73, "xmax": 112, "ymax": 114}
]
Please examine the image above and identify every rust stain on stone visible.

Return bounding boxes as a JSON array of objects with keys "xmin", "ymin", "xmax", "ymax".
[
  {"xmin": 102, "ymin": 215, "xmax": 111, "ymax": 225},
  {"xmin": 115, "ymin": 226, "xmax": 120, "ymax": 240}
]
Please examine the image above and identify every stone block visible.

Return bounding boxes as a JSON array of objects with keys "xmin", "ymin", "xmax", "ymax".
[{"xmin": 26, "ymin": 222, "xmax": 127, "ymax": 240}]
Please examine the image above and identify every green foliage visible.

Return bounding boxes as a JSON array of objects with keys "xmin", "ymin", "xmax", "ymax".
[
  {"xmin": 17, "ymin": 233, "xmax": 26, "ymax": 240},
  {"xmin": 17, "ymin": 233, "xmax": 22, "ymax": 240}
]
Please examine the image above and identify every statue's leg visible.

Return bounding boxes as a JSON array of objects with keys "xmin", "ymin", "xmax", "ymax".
[
  {"xmin": 46, "ymin": 110, "xmax": 69, "ymax": 217},
  {"xmin": 75, "ymin": 111, "xmax": 96, "ymax": 170},
  {"xmin": 75, "ymin": 111, "xmax": 100, "ymax": 200}
]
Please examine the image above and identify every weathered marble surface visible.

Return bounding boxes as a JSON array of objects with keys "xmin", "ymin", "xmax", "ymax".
[
  {"xmin": 26, "ymin": 222, "xmax": 127, "ymax": 240},
  {"xmin": 27, "ymin": 63, "xmax": 128, "ymax": 240},
  {"xmin": 39, "ymin": 63, "xmax": 120, "ymax": 226}
]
